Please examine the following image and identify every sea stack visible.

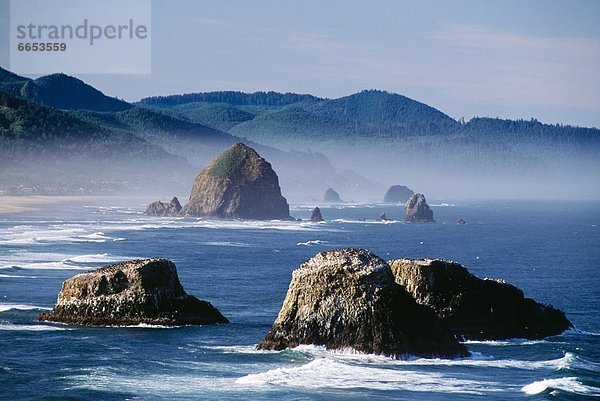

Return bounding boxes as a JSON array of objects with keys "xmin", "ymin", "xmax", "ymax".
[
  {"xmin": 39, "ymin": 258, "xmax": 228, "ymax": 326},
  {"xmin": 310, "ymin": 206, "xmax": 324, "ymax": 222},
  {"xmin": 258, "ymin": 249, "xmax": 468, "ymax": 359},
  {"xmin": 145, "ymin": 197, "xmax": 182, "ymax": 216},
  {"xmin": 405, "ymin": 193, "xmax": 434, "ymax": 222},
  {"xmin": 181, "ymin": 143, "xmax": 290, "ymax": 219},
  {"xmin": 388, "ymin": 258, "xmax": 572, "ymax": 340},
  {"xmin": 323, "ymin": 188, "xmax": 343, "ymax": 203},
  {"xmin": 384, "ymin": 185, "xmax": 414, "ymax": 203}
]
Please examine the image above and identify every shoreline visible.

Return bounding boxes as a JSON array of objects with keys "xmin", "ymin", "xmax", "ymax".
[{"xmin": 0, "ymin": 195, "xmax": 150, "ymax": 214}]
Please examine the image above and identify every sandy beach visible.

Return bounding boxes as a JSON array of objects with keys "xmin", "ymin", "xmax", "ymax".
[{"xmin": 0, "ymin": 195, "xmax": 149, "ymax": 214}]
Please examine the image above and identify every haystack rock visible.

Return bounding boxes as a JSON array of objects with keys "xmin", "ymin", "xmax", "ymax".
[
  {"xmin": 384, "ymin": 185, "xmax": 414, "ymax": 203},
  {"xmin": 388, "ymin": 258, "xmax": 572, "ymax": 340},
  {"xmin": 145, "ymin": 197, "xmax": 182, "ymax": 216},
  {"xmin": 38, "ymin": 258, "xmax": 228, "ymax": 326},
  {"xmin": 405, "ymin": 193, "xmax": 434, "ymax": 222},
  {"xmin": 258, "ymin": 249, "xmax": 468, "ymax": 359},
  {"xmin": 181, "ymin": 143, "xmax": 290, "ymax": 219},
  {"xmin": 310, "ymin": 206, "xmax": 324, "ymax": 222},
  {"xmin": 323, "ymin": 187, "xmax": 343, "ymax": 203}
]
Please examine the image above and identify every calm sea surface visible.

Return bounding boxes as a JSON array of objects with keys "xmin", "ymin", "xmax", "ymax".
[{"xmin": 1, "ymin": 200, "xmax": 599, "ymax": 400}]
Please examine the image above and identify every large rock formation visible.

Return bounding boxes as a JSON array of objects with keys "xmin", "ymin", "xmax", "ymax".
[
  {"xmin": 323, "ymin": 187, "xmax": 343, "ymax": 203},
  {"xmin": 181, "ymin": 143, "xmax": 290, "ymax": 219},
  {"xmin": 389, "ymin": 258, "xmax": 572, "ymax": 340},
  {"xmin": 310, "ymin": 206, "xmax": 324, "ymax": 222},
  {"xmin": 405, "ymin": 193, "xmax": 434, "ymax": 222},
  {"xmin": 38, "ymin": 258, "xmax": 228, "ymax": 326},
  {"xmin": 145, "ymin": 197, "xmax": 182, "ymax": 216},
  {"xmin": 384, "ymin": 185, "xmax": 414, "ymax": 203},
  {"xmin": 258, "ymin": 249, "xmax": 468, "ymax": 359}
]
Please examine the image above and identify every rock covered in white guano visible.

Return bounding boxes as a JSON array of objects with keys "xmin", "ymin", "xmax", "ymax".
[
  {"xmin": 39, "ymin": 258, "xmax": 228, "ymax": 326},
  {"xmin": 258, "ymin": 249, "xmax": 468, "ymax": 359}
]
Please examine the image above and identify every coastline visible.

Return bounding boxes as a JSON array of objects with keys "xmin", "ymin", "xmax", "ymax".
[{"xmin": 0, "ymin": 195, "xmax": 149, "ymax": 214}]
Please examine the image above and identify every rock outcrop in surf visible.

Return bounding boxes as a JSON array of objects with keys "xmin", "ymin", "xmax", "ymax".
[
  {"xmin": 323, "ymin": 187, "xmax": 343, "ymax": 203},
  {"xmin": 388, "ymin": 258, "xmax": 572, "ymax": 340},
  {"xmin": 258, "ymin": 249, "xmax": 469, "ymax": 359},
  {"xmin": 405, "ymin": 193, "xmax": 434, "ymax": 222},
  {"xmin": 144, "ymin": 197, "xmax": 182, "ymax": 216},
  {"xmin": 38, "ymin": 258, "xmax": 229, "ymax": 326},
  {"xmin": 310, "ymin": 206, "xmax": 324, "ymax": 222},
  {"xmin": 181, "ymin": 143, "xmax": 290, "ymax": 219},
  {"xmin": 384, "ymin": 185, "xmax": 414, "ymax": 203}
]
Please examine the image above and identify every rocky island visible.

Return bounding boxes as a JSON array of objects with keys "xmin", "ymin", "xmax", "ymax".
[
  {"xmin": 405, "ymin": 193, "xmax": 434, "ymax": 222},
  {"xmin": 310, "ymin": 206, "xmax": 324, "ymax": 222},
  {"xmin": 145, "ymin": 197, "xmax": 182, "ymax": 216},
  {"xmin": 39, "ymin": 258, "xmax": 228, "ymax": 326},
  {"xmin": 323, "ymin": 187, "xmax": 343, "ymax": 203},
  {"xmin": 384, "ymin": 185, "xmax": 414, "ymax": 203},
  {"xmin": 258, "ymin": 249, "xmax": 469, "ymax": 359},
  {"xmin": 389, "ymin": 258, "xmax": 572, "ymax": 340},
  {"xmin": 181, "ymin": 143, "xmax": 290, "ymax": 219}
]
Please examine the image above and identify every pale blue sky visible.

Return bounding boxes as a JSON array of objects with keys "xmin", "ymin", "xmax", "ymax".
[{"xmin": 2, "ymin": 0, "xmax": 600, "ymax": 127}]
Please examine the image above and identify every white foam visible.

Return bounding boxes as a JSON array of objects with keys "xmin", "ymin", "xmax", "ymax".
[
  {"xmin": 331, "ymin": 219, "xmax": 400, "ymax": 225},
  {"xmin": 0, "ymin": 323, "xmax": 70, "ymax": 331},
  {"xmin": 0, "ymin": 251, "xmax": 134, "ymax": 270},
  {"xmin": 198, "ymin": 241, "xmax": 251, "ymax": 247},
  {"xmin": 287, "ymin": 344, "xmax": 570, "ymax": 371},
  {"xmin": 522, "ymin": 377, "xmax": 600, "ymax": 396},
  {"xmin": 296, "ymin": 240, "xmax": 329, "ymax": 246},
  {"xmin": 209, "ymin": 345, "xmax": 269, "ymax": 354},
  {"xmin": 0, "ymin": 303, "xmax": 51, "ymax": 312},
  {"xmin": 462, "ymin": 338, "xmax": 548, "ymax": 346},
  {"xmin": 192, "ymin": 219, "xmax": 335, "ymax": 232},
  {"xmin": 236, "ymin": 357, "xmax": 501, "ymax": 394},
  {"xmin": 66, "ymin": 367, "xmax": 234, "ymax": 394}
]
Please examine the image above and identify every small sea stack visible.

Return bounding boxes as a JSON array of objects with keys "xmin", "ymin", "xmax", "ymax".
[
  {"xmin": 379, "ymin": 212, "xmax": 388, "ymax": 221},
  {"xmin": 405, "ymin": 193, "xmax": 434, "ymax": 222},
  {"xmin": 310, "ymin": 206, "xmax": 324, "ymax": 222},
  {"xmin": 39, "ymin": 258, "xmax": 228, "ymax": 326},
  {"xmin": 384, "ymin": 185, "xmax": 414, "ymax": 203},
  {"xmin": 457, "ymin": 218, "xmax": 466, "ymax": 225},
  {"xmin": 323, "ymin": 187, "xmax": 343, "ymax": 203},
  {"xmin": 388, "ymin": 258, "xmax": 572, "ymax": 340},
  {"xmin": 145, "ymin": 197, "xmax": 182, "ymax": 216},
  {"xmin": 258, "ymin": 249, "xmax": 469, "ymax": 359},
  {"xmin": 181, "ymin": 143, "xmax": 290, "ymax": 219}
]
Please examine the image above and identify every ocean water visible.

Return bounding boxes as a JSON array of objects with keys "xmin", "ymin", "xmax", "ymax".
[{"xmin": 0, "ymin": 200, "xmax": 599, "ymax": 400}]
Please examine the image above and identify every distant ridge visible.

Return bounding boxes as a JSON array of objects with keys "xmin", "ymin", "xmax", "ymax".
[{"xmin": 138, "ymin": 91, "xmax": 322, "ymax": 108}]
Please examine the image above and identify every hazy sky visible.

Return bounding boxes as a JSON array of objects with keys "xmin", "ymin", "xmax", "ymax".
[{"xmin": 3, "ymin": 0, "xmax": 600, "ymax": 127}]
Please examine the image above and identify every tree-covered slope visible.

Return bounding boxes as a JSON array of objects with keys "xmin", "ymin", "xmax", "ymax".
[
  {"xmin": 0, "ymin": 67, "xmax": 132, "ymax": 112},
  {"xmin": 0, "ymin": 92, "xmax": 189, "ymax": 194},
  {"xmin": 139, "ymin": 90, "xmax": 321, "ymax": 108}
]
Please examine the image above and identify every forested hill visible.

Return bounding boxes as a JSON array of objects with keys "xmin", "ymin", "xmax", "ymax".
[
  {"xmin": 0, "ymin": 91, "xmax": 189, "ymax": 194},
  {"xmin": 139, "ymin": 91, "xmax": 321, "ymax": 108},
  {"xmin": 0, "ymin": 67, "xmax": 131, "ymax": 112},
  {"xmin": 463, "ymin": 117, "xmax": 600, "ymax": 145}
]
